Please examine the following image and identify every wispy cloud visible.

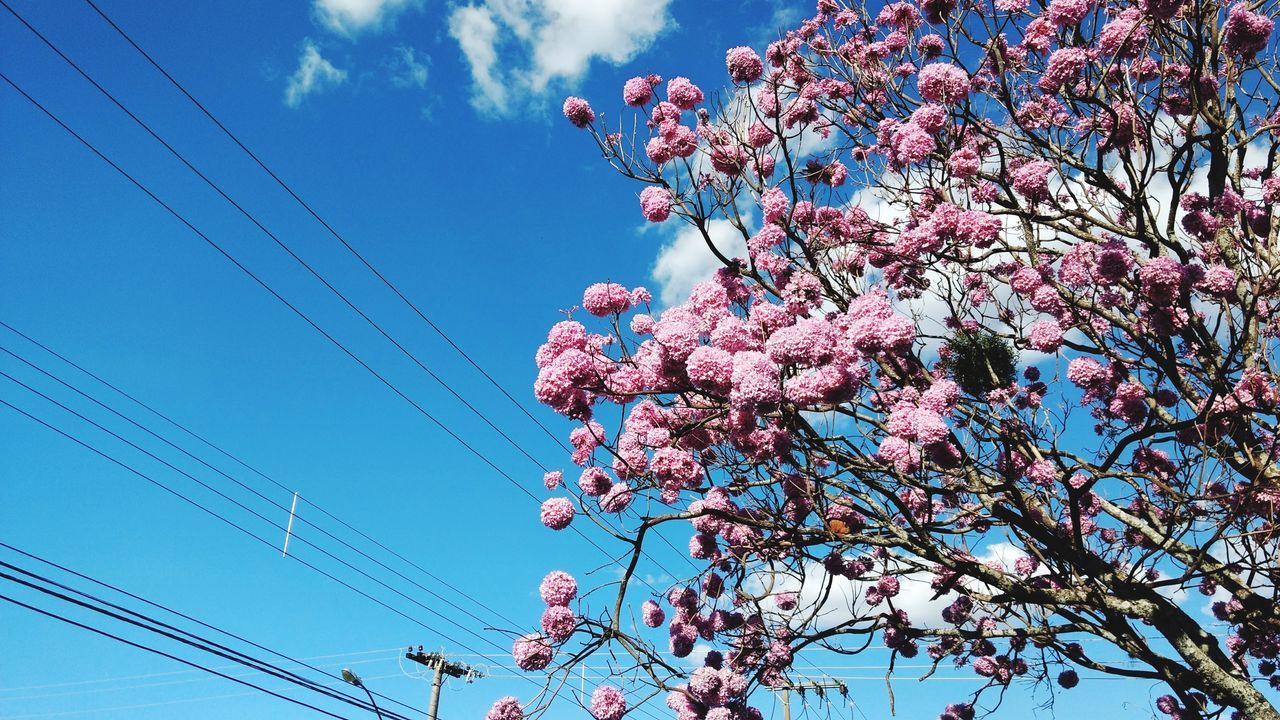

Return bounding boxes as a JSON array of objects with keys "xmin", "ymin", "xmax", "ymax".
[
  {"xmin": 448, "ymin": 5, "xmax": 506, "ymax": 113},
  {"xmin": 284, "ymin": 39, "xmax": 347, "ymax": 107},
  {"xmin": 447, "ymin": 0, "xmax": 673, "ymax": 115},
  {"xmin": 386, "ymin": 45, "xmax": 428, "ymax": 89},
  {"xmin": 312, "ymin": 0, "xmax": 421, "ymax": 36}
]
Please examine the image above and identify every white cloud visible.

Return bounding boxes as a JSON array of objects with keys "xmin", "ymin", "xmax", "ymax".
[
  {"xmin": 447, "ymin": 0, "xmax": 673, "ymax": 115},
  {"xmin": 284, "ymin": 40, "xmax": 348, "ymax": 107},
  {"xmin": 747, "ymin": 559, "xmax": 955, "ymax": 633},
  {"xmin": 652, "ymin": 219, "xmax": 747, "ymax": 307},
  {"xmin": 448, "ymin": 5, "xmax": 507, "ymax": 114},
  {"xmin": 386, "ymin": 45, "xmax": 428, "ymax": 89},
  {"xmin": 313, "ymin": 0, "xmax": 420, "ymax": 36}
]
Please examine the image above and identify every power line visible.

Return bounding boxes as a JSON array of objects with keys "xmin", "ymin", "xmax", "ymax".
[
  {"xmin": 0, "ymin": 392, "xmax": 522, "ymax": 676},
  {"xmin": 0, "ymin": 391, "xmax": 641, "ymax": 720},
  {"xmin": 0, "ymin": 563, "xmax": 415, "ymax": 720},
  {"xmin": 79, "ymin": 0, "xmax": 572, "ymax": 459},
  {"xmin": 2, "ymin": 0, "xmax": 700, "ymax": 582},
  {"xmin": 0, "ymin": 592, "xmax": 360, "ymax": 720},
  {"xmin": 0, "ymin": 0, "xmax": 552, "ymax": 477},
  {"xmin": 0, "ymin": 66, "xmax": 646, "ymax": 592},
  {"xmin": 0, "ymin": 322, "xmax": 519, "ymax": 627},
  {"xmin": 0, "ymin": 335, "xmax": 520, "ymax": 631},
  {"xmin": 0, "ymin": 646, "xmax": 399, "ymax": 693},
  {"xmin": 0, "ymin": 656, "xmax": 395, "ymax": 702},
  {"xmin": 0, "ymin": 675, "xmax": 406, "ymax": 720},
  {"xmin": 0, "ymin": 542, "xmax": 419, "ymax": 716},
  {"xmin": 0, "ymin": 374, "xmax": 518, "ymax": 664}
]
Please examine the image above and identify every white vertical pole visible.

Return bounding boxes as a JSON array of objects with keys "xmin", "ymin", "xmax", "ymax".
[{"xmin": 281, "ymin": 491, "xmax": 299, "ymax": 557}]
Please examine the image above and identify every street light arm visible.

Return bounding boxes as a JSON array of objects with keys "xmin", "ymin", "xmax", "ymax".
[{"xmin": 359, "ymin": 682, "xmax": 386, "ymax": 720}]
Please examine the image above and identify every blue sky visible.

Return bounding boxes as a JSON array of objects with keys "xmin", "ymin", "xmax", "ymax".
[{"xmin": 0, "ymin": 1, "xmax": 1224, "ymax": 719}]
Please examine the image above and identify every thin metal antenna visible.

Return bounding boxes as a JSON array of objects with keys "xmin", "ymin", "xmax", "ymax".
[{"xmin": 281, "ymin": 492, "xmax": 299, "ymax": 557}]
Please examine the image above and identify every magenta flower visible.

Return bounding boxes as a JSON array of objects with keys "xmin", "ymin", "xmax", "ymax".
[
  {"xmin": 1198, "ymin": 264, "xmax": 1237, "ymax": 295},
  {"xmin": 1138, "ymin": 256, "xmax": 1186, "ymax": 304},
  {"xmin": 877, "ymin": 575, "xmax": 901, "ymax": 597},
  {"xmin": 747, "ymin": 122, "xmax": 774, "ymax": 148},
  {"xmin": 590, "ymin": 686, "xmax": 627, "ymax": 720},
  {"xmin": 540, "ymin": 570, "xmax": 578, "ymax": 606},
  {"xmin": 578, "ymin": 467, "xmax": 612, "ymax": 496},
  {"xmin": 725, "ymin": 46, "xmax": 764, "ymax": 83},
  {"xmin": 1038, "ymin": 48, "xmax": 1090, "ymax": 93},
  {"xmin": 1224, "ymin": 4, "xmax": 1274, "ymax": 57},
  {"xmin": 917, "ymin": 63, "xmax": 971, "ymax": 104},
  {"xmin": 947, "ymin": 147, "xmax": 981, "ymax": 178},
  {"xmin": 1046, "ymin": 0, "xmax": 1089, "ymax": 26},
  {"xmin": 622, "ymin": 77, "xmax": 653, "ymax": 106},
  {"xmin": 666, "ymin": 77, "xmax": 704, "ymax": 110},
  {"xmin": 639, "ymin": 186, "xmax": 673, "ymax": 222},
  {"xmin": 541, "ymin": 605, "xmax": 576, "ymax": 643},
  {"xmin": 562, "ymin": 97, "xmax": 595, "ymax": 128},
  {"xmin": 1011, "ymin": 160, "xmax": 1053, "ymax": 201},
  {"xmin": 486, "ymin": 697, "xmax": 523, "ymax": 720},
  {"xmin": 512, "ymin": 633, "xmax": 553, "ymax": 671},
  {"xmin": 686, "ymin": 346, "xmax": 734, "ymax": 394},
  {"xmin": 1025, "ymin": 459, "xmax": 1057, "ymax": 486},
  {"xmin": 1027, "ymin": 319, "xmax": 1064, "ymax": 353},
  {"xmin": 1066, "ymin": 357, "xmax": 1107, "ymax": 388},
  {"xmin": 642, "ymin": 599, "xmax": 666, "ymax": 627},
  {"xmin": 892, "ymin": 123, "xmax": 937, "ymax": 165},
  {"xmin": 540, "ymin": 497, "xmax": 575, "ymax": 530},
  {"xmin": 583, "ymin": 283, "xmax": 633, "ymax": 317},
  {"xmin": 730, "ymin": 351, "xmax": 782, "ymax": 410},
  {"xmin": 910, "ymin": 103, "xmax": 948, "ymax": 134},
  {"xmin": 599, "ymin": 482, "xmax": 633, "ymax": 513}
]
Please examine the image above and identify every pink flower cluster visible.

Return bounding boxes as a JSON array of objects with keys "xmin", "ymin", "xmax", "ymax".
[
  {"xmin": 1224, "ymin": 3, "xmax": 1274, "ymax": 57},
  {"xmin": 622, "ymin": 75, "xmax": 658, "ymax": 106},
  {"xmin": 640, "ymin": 186, "xmax": 673, "ymax": 222},
  {"xmin": 512, "ymin": 633, "xmax": 553, "ymax": 671},
  {"xmin": 917, "ymin": 63, "xmax": 971, "ymax": 104},
  {"xmin": 667, "ymin": 77, "xmax": 704, "ymax": 110},
  {"xmin": 590, "ymin": 686, "xmax": 627, "ymax": 720},
  {"xmin": 583, "ymin": 283, "xmax": 634, "ymax": 316},
  {"xmin": 540, "ymin": 570, "xmax": 578, "ymax": 606},
  {"xmin": 563, "ymin": 97, "xmax": 595, "ymax": 128},
  {"xmin": 541, "ymin": 605, "xmax": 575, "ymax": 642},
  {"xmin": 667, "ymin": 665, "xmax": 756, "ymax": 720},
  {"xmin": 1011, "ymin": 160, "xmax": 1053, "ymax": 201},
  {"xmin": 725, "ymin": 46, "xmax": 764, "ymax": 83},
  {"xmin": 540, "ymin": 497, "xmax": 575, "ymax": 530},
  {"xmin": 486, "ymin": 697, "xmax": 523, "ymax": 720},
  {"xmin": 642, "ymin": 599, "xmax": 666, "ymax": 627}
]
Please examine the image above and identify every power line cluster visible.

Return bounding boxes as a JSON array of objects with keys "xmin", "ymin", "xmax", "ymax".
[
  {"xmin": 0, "ymin": 0, "xmax": 689, "ymax": 584},
  {"xmin": 0, "ymin": 0, "xmax": 696, "ymax": 715},
  {"xmin": 0, "ymin": 543, "xmax": 420, "ymax": 720}
]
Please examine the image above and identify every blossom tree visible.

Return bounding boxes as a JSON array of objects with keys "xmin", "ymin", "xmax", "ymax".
[{"xmin": 500, "ymin": 1, "xmax": 1280, "ymax": 719}]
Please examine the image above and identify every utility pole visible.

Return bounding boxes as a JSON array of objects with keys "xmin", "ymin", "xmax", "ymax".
[
  {"xmin": 771, "ymin": 677, "xmax": 850, "ymax": 720},
  {"xmin": 405, "ymin": 647, "xmax": 484, "ymax": 720}
]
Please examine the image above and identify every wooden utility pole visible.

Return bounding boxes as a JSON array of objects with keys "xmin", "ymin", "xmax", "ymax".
[
  {"xmin": 772, "ymin": 677, "xmax": 850, "ymax": 720},
  {"xmin": 405, "ymin": 647, "xmax": 483, "ymax": 720}
]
